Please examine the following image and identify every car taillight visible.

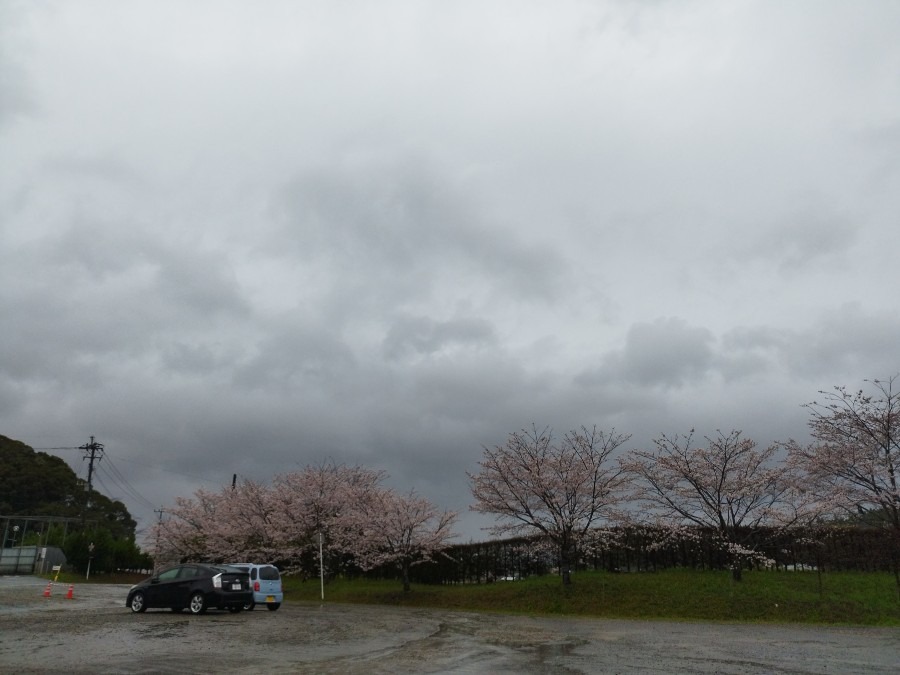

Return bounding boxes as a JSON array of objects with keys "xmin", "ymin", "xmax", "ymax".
[
  {"xmin": 254, "ymin": 581, "xmax": 260, "ymax": 592},
  {"xmin": 212, "ymin": 573, "xmax": 222, "ymax": 589}
]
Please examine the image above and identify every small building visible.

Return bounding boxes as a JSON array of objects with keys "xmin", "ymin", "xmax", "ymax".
[{"xmin": 0, "ymin": 546, "xmax": 67, "ymax": 575}]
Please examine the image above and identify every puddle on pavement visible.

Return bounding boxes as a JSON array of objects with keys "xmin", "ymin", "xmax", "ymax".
[
  {"xmin": 3, "ymin": 585, "xmax": 900, "ymax": 674},
  {"xmin": 135, "ymin": 619, "xmax": 192, "ymax": 639}
]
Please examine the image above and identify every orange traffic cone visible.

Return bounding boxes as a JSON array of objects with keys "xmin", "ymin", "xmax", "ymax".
[
  {"xmin": 43, "ymin": 582, "xmax": 52, "ymax": 598},
  {"xmin": 66, "ymin": 585, "xmax": 74, "ymax": 600}
]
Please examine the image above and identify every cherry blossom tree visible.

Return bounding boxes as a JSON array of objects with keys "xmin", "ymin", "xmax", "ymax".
[
  {"xmin": 150, "ymin": 462, "xmax": 454, "ymax": 588},
  {"xmin": 269, "ymin": 462, "xmax": 385, "ymax": 575},
  {"xmin": 622, "ymin": 429, "xmax": 815, "ymax": 581},
  {"xmin": 215, "ymin": 479, "xmax": 282, "ymax": 562},
  {"xmin": 469, "ymin": 425, "xmax": 631, "ymax": 585},
  {"xmin": 353, "ymin": 487, "xmax": 458, "ymax": 592},
  {"xmin": 152, "ymin": 480, "xmax": 281, "ymax": 565},
  {"xmin": 788, "ymin": 376, "xmax": 900, "ymax": 591},
  {"xmin": 153, "ymin": 489, "xmax": 223, "ymax": 565}
]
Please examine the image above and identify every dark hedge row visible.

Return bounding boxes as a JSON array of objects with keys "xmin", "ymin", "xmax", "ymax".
[{"xmin": 363, "ymin": 525, "xmax": 899, "ymax": 585}]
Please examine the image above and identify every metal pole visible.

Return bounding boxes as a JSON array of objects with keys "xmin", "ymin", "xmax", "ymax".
[
  {"xmin": 12, "ymin": 526, "xmax": 21, "ymax": 573},
  {"xmin": 86, "ymin": 542, "xmax": 94, "ymax": 580},
  {"xmin": 319, "ymin": 531, "xmax": 324, "ymax": 601}
]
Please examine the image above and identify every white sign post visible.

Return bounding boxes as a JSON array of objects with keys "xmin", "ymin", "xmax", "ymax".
[{"xmin": 86, "ymin": 542, "xmax": 95, "ymax": 580}]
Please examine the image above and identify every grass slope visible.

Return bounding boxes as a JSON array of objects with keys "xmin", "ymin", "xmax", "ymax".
[{"xmin": 284, "ymin": 569, "xmax": 900, "ymax": 626}]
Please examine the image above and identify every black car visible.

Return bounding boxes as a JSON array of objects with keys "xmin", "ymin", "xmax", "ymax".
[{"xmin": 126, "ymin": 563, "xmax": 253, "ymax": 614}]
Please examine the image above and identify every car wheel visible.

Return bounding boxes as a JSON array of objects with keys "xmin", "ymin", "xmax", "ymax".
[
  {"xmin": 243, "ymin": 601, "xmax": 256, "ymax": 611},
  {"xmin": 188, "ymin": 592, "xmax": 206, "ymax": 615},
  {"xmin": 129, "ymin": 591, "xmax": 147, "ymax": 613},
  {"xmin": 267, "ymin": 603, "xmax": 281, "ymax": 611}
]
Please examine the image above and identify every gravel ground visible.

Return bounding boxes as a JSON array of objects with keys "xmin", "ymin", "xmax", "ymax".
[{"xmin": 1, "ymin": 575, "xmax": 898, "ymax": 674}]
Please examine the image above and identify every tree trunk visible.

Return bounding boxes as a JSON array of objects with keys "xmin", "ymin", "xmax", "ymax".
[
  {"xmin": 560, "ymin": 544, "xmax": 573, "ymax": 585},
  {"xmin": 892, "ymin": 554, "xmax": 900, "ymax": 603},
  {"xmin": 731, "ymin": 564, "xmax": 742, "ymax": 582},
  {"xmin": 401, "ymin": 563, "xmax": 411, "ymax": 592},
  {"xmin": 816, "ymin": 548, "xmax": 824, "ymax": 600}
]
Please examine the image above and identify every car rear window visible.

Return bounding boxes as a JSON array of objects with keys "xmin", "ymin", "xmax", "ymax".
[
  {"xmin": 179, "ymin": 566, "xmax": 201, "ymax": 579},
  {"xmin": 259, "ymin": 566, "xmax": 280, "ymax": 581}
]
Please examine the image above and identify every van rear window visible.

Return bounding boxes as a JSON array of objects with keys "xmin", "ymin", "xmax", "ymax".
[{"xmin": 259, "ymin": 566, "xmax": 280, "ymax": 581}]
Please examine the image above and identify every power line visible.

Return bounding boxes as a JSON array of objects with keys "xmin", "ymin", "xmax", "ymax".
[
  {"xmin": 104, "ymin": 457, "xmax": 155, "ymax": 504},
  {"xmin": 36, "ymin": 442, "xmax": 220, "ymax": 485},
  {"xmin": 97, "ymin": 459, "xmax": 158, "ymax": 512},
  {"xmin": 92, "ymin": 472, "xmax": 115, "ymax": 501},
  {"xmin": 111, "ymin": 455, "xmax": 221, "ymax": 485},
  {"xmin": 33, "ymin": 438, "xmax": 226, "ymax": 527},
  {"xmin": 36, "ymin": 438, "xmax": 158, "ymax": 519}
]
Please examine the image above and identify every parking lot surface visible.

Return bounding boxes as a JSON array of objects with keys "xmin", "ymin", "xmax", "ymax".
[{"xmin": 1, "ymin": 575, "xmax": 898, "ymax": 674}]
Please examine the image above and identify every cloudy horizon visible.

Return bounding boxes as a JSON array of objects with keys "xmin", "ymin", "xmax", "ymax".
[{"xmin": 2, "ymin": 0, "xmax": 898, "ymax": 542}]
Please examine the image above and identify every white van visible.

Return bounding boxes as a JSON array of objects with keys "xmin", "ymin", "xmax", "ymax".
[{"xmin": 227, "ymin": 563, "xmax": 283, "ymax": 611}]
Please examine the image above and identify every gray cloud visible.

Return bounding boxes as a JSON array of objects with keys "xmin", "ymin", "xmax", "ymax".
[
  {"xmin": 580, "ymin": 318, "xmax": 715, "ymax": 389},
  {"xmin": 232, "ymin": 321, "xmax": 358, "ymax": 393},
  {"xmin": 743, "ymin": 209, "xmax": 859, "ymax": 273},
  {"xmin": 383, "ymin": 315, "xmax": 496, "ymax": 360},
  {"xmin": 272, "ymin": 157, "xmax": 570, "ymax": 308},
  {"xmin": 1, "ymin": 1, "xmax": 898, "ymax": 541},
  {"xmin": 0, "ymin": 3, "xmax": 35, "ymax": 128}
]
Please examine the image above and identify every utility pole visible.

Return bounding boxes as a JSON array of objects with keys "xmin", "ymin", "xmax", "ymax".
[
  {"xmin": 80, "ymin": 436, "xmax": 104, "ymax": 509},
  {"xmin": 153, "ymin": 507, "xmax": 165, "ymax": 572}
]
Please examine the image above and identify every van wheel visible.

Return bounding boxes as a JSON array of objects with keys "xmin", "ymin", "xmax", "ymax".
[
  {"xmin": 243, "ymin": 601, "xmax": 255, "ymax": 611},
  {"xmin": 267, "ymin": 603, "xmax": 280, "ymax": 611}
]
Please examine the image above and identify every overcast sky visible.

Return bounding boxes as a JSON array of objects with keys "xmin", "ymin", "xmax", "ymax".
[{"xmin": 2, "ymin": 0, "xmax": 898, "ymax": 543}]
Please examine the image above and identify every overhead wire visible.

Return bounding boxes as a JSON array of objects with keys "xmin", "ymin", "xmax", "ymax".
[
  {"xmin": 35, "ymin": 442, "xmax": 223, "ymax": 526},
  {"xmin": 96, "ymin": 460, "xmax": 158, "ymax": 513},
  {"xmin": 103, "ymin": 455, "xmax": 160, "ymax": 510},
  {"xmin": 111, "ymin": 454, "xmax": 222, "ymax": 485},
  {"xmin": 36, "ymin": 443, "xmax": 222, "ymax": 487}
]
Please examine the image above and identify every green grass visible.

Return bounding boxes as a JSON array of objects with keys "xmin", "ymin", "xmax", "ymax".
[
  {"xmin": 282, "ymin": 569, "xmax": 900, "ymax": 626},
  {"xmin": 43, "ymin": 567, "xmax": 900, "ymax": 625}
]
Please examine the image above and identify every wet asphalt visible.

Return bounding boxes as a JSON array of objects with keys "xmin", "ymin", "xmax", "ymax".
[{"xmin": 1, "ymin": 575, "xmax": 898, "ymax": 674}]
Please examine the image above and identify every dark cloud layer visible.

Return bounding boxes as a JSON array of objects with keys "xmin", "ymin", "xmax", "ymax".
[{"xmin": 1, "ymin": 1, "xmax": 898, "ymax": 541}]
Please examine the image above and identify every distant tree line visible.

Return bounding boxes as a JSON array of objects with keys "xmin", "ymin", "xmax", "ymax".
[
  {"xmin": 0, "ymin": 434, "xmax": 152, "ymax": 574},
  {"xmin": 393, "ymin": 374, "xmax": 900, "ymax": 590},
  {"xmin": 153, "ymin": 374, "xmax": 900, "ymax": 596},
  {"xmin": 387, "ymin": 523, "xmax": 900, "ymax": 586},
  {"xmin": 466, "ymin": 375, "xmax": 900, "ymax": 589},
  {"xmin": 9, "ymin": 372, "xmax": 899, "ymax": 595}
]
